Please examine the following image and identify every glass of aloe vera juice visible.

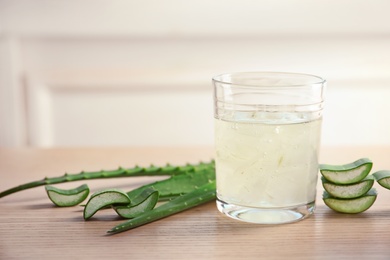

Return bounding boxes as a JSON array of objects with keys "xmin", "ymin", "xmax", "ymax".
[{"xmin": 213, "ymin": 72, "xmax": 326, "ymax": 224}]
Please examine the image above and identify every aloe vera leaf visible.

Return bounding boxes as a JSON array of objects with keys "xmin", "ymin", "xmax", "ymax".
[
  {"xmin": 114, "ymin": 188, "xmax": 159, "ymax": 219},
  {"xmin": 107, "ymin": 180, "xmax": 216, "ymax": 234},
  {"xmin": 0, "ymin": 161, "xmax": 214, "ymax": 198},
  {"xmin": 373, "ymin": 170, "xmax": 390, "ymax": 189},
  {"xmin": 322, "ymin": 189, "xmax": 377, "ymax": 214},
  {"xmin": 84, "ymin": 168, "xmax": 215, "ymax": 210},
  {"xmin": 126, "ymin": 168, "xmax": 215, "ymax": 201},
  {"xmin": 84, "ymin": 189, "xmax": 131, "ymax": 220},
  {"xmin": 45, "ymin": 184, "xmax": 90, "ymax": 207},
  {"xmin": 321, "ymin": 175, "xmax": 374, "ymax": 199},
  {"xmin": 319, "ymin": 158, "xmax": 373, "ymax": 184}
]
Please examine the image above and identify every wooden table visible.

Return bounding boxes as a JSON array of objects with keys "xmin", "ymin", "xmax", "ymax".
[{"xmin": 1, "ymin": 146, "xmax": 390, "ymax": 259}]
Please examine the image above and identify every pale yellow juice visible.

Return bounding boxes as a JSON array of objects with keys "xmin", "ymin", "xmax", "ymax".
[{"xmin": 215, "ymin": 115, "xmax": 321, "ymax": 209}]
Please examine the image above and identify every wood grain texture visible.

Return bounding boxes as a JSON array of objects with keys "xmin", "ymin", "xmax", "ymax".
[{"xmin": 1, "ymin": 146, "xmax": 390, "ymax": 259}]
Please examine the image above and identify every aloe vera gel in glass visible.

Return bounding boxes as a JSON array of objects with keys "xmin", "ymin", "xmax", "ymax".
[{"xmin": 213, "ymin": 72, "xmax": 325, "ymax": 224}]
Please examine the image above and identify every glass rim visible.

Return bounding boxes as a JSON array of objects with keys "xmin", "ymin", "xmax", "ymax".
[{"xmin": 212, "ymin": 71, "xmax": 326, "ymax": 88}]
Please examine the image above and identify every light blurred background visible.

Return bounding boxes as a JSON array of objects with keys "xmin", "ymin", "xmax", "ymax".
[{"xmin": 0, "ymin": 0, "xmax": 389, "ymax": 148}]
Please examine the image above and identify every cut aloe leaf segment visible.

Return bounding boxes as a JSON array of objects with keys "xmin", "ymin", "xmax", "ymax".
[
  {"xmin": 373, "ymin": 170, "xmax": 390, "ymax": 190},
  {"xmin": 323, "ymin": 189, "xmax": 377, "ymax": 214},
  {"xmin": 114, "ymin": 188, "xmax": 159, "ymax": 219},
  {"xmin": 84, "ymin": 189, "xmax": 131, "ymax": 220},
  {"xmin": 321, "ymin": 175, "xmax": 374, "ymax": 199},
  {"xmin": 320, "ymin": 158, "xmax": 373, "ymax": 184},
  {"xmin": 108, "ymin": 180, "xmax": 216, "ymax": 234},
  {"xmin": 45, "ymin": 184, "xmax": 90, "ymax": 207}
]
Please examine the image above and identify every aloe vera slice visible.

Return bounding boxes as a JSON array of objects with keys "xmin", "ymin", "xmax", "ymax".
[
  {"xmin": 107, "ymin": 180, "xmax": 216, "ymax": 234},
  {"xmin": 320, "ymin": 158, "xmax": 373, "ymax": 184},
  {"xmin": 84, "ymin": 189, "xmax": 130, "ymax": 220},
  {"xmin": 373, "ymin": 170, "xmax": 390, "ymax": 189},
  {"xmin": 45, "ymin": 184, "xmax": 90, "ymax": 207},
  {"xmin": 321, "ymin": 176, "xmax": 374, "ymax": 199},
  {"xmin": 323, "ymin": 189, "xmax": 377, "ymax": 213},
  {"xmin": 114, "ymin": 188, "xmax": 159, "ymax": 219}
]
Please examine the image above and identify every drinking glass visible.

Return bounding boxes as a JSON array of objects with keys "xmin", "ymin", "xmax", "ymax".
[{"xmin": 213, "ymin": 72, "xmax": 326, "ymax": 224}]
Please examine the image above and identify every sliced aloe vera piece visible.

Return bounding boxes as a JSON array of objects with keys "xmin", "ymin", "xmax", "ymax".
[
  {"xmin": 320, "ymin": 158, "xmax": 373, "ymax": 184},
  {"xmin": 84, "ymin": 189, "xmax": 130, "ymax": 220},
  {"xmin": 373, "ymin": 170, "xmax": 390, "ymax": 189},
  {"xmin": 45, "ymin": 184, "xmax": 90, "ymax": 207},
  {"xmin": 323, "ymin": 189, "xmax": 377, "ymax": 213},
  {"xmin": 114, "ymin": 188, "xmax": 159, "ymax": 218},
  {"xmin": 321, "ymin": 175, "xmax": 374, "ymax": 199}
]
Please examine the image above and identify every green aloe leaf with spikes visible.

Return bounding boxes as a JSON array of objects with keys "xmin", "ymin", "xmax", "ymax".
[
  {"xmin": 0, "ymin": 161, "xmax": 217, "ymax": 235},
  {"xmin": 107, "ymin": 180, "xmax": 216, "ymax": 234},
  {"xmin": 0, "ymin": 161, "xmax": 214, "ymax": 198}
]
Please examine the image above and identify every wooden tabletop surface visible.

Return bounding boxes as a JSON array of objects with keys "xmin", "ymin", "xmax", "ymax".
[{"xmin": 1, "ymin": 146, "xmax": 390, "ymax": 259}]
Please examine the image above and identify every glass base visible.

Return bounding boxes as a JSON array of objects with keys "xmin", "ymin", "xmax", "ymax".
[{"xmin": 216, "ymin": 199, "xmax": 315, "ymax": 224}]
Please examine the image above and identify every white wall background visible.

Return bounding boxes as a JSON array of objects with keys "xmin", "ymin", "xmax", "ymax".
[{"xmin": 0, "ymin": 0, "xmax": 390, "ymax": 147}]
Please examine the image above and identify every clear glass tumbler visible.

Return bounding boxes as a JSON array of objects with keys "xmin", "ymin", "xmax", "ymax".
[{"xmin": 213, "ymin": 72, "xmax": 326, "ymax": 224}]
